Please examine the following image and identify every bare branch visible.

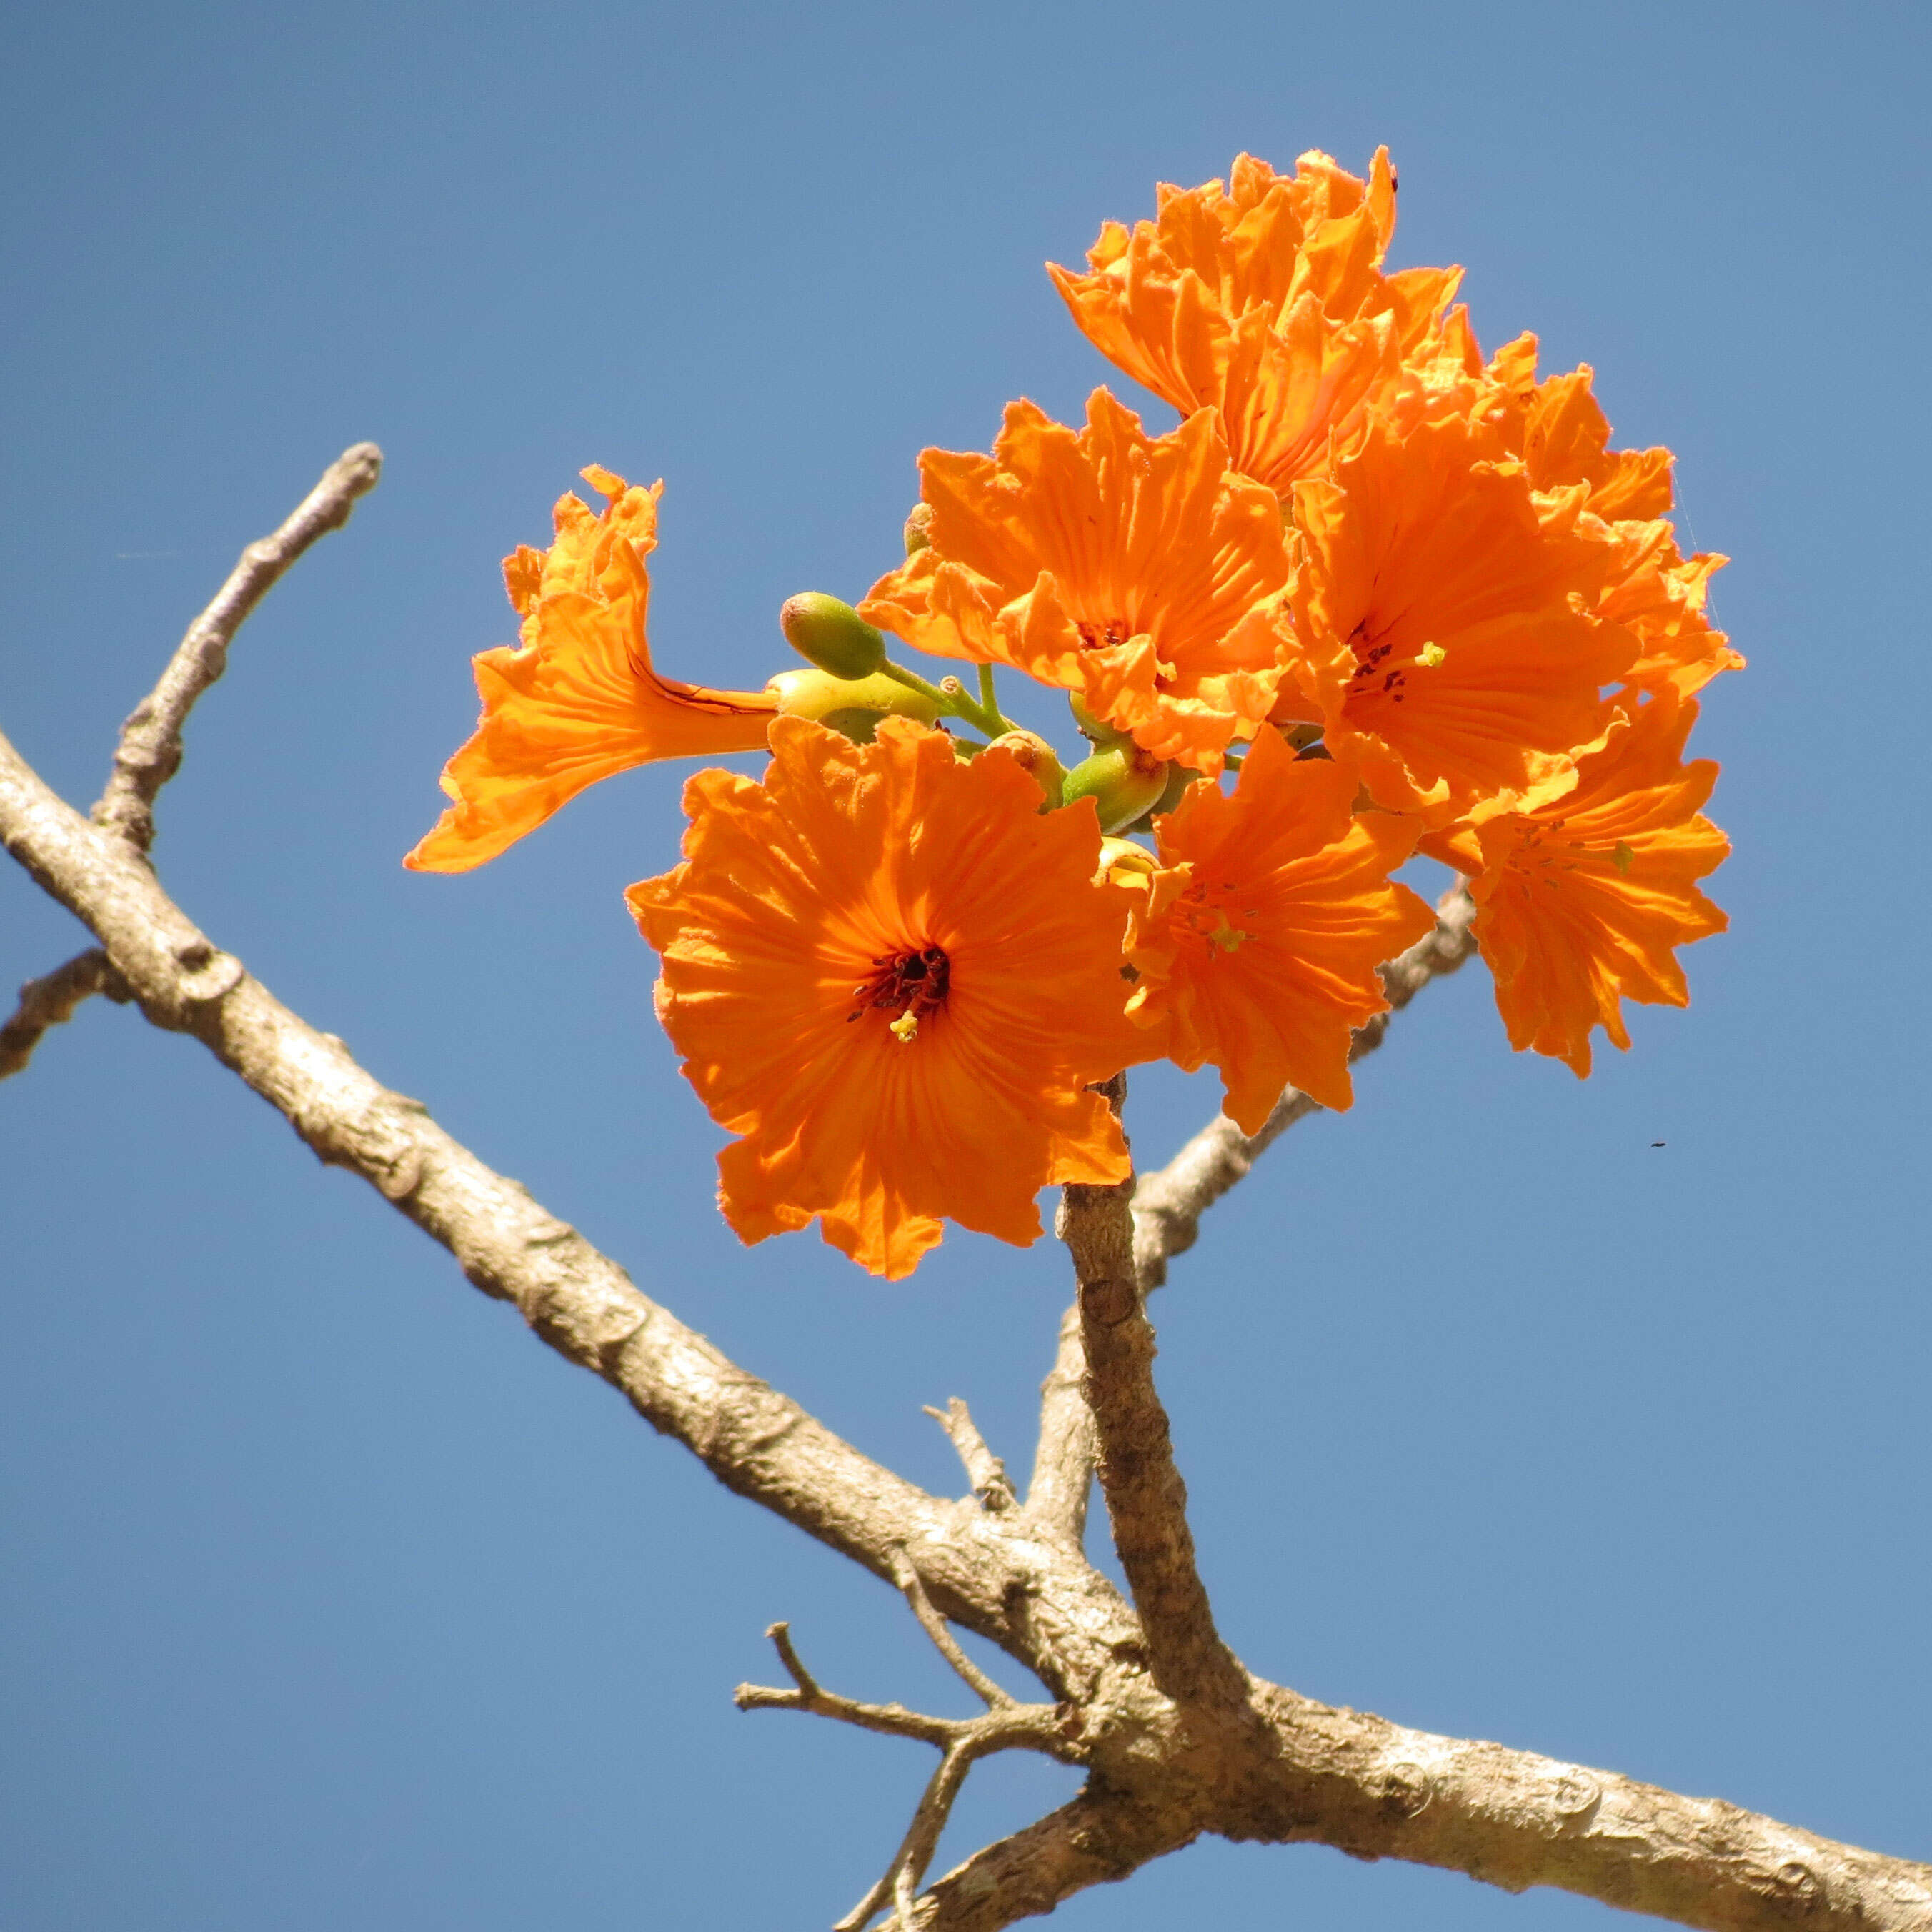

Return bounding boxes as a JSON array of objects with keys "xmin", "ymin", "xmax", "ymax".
[
  {"xmin": 91, "ymin": 443, "xmax": 383, "ymax": 852},
  {"xmin": 892, "ymin": 1552, "xmax": 1016, "ymax": 1709},
  {"xmin": 1132, "ymin": 883, "xmax": 1478, "ymax": 1287},
  {"xmin": 838, "ymin": 1741, "xmax": 978, "ymax": 1932},
  {"xmin": 1247, "ymin": 1684, "xmax": 1932, "ymax": 1932},
  {"xmin": 893, "ymin": 1790, "xmax": 1196, "ymax": 1931},
  {"xmin": 1057, "ymin": 1075, "xmax": 1246, "ymax": 1713},
  {"xmin": 735, "ymin": 1618, "xmax": 1080, "ymax": 1932},
  {"xmin": 1020, "ymin": 1302, "xmax": 1093, "ymax": 1549},
  {"xmin": 735, "ymin": 1622, "xmax": 962, "ymax": 1749},
  {"xmin": 925, "ymin": 1398, "xmax": 1017, "ymax": 1512},
  {"xmin": 0, "ymin": 947, "xmax": 129, "ymax": 1081}
]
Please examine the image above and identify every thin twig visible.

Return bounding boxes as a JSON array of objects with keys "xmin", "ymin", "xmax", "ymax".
[
  {"xmin": 91, "ymin": 442, "xmax": 383, "ymax": 852},
  {"xmin": 1020, "ymin": 1303, "xmax": 1093, "ymax": 1549},
  {"xmin": 924, "ymin": 1398, "xmax": 1017, "ymax": 1512},
  {"xmin": 1057, "ymin": 1076, "xmax": 1248, "ymax": 1713},
  {"xmin": 735, "ymin": 1620, "xmax": 1078, "ymax": 1932},
  {"xmin": 735, "ymin": 1622, "xmax": 960, "ymax": 1748},
  {"xmin": 1131, "ymin": 883, "xmax": 1478, "ymax": 1287},
  {"xmin": 892, "ymin": 1553, "xmax": 1015, "ymax": 1708},
  {"xmin": 0, "ymin": 947, "xmax": 129, "ymax": 1081}
]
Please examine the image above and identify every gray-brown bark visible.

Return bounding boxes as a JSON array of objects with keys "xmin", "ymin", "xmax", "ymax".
[{"xmin": 4, "ymin": 458, "xmax": 1926, "ymax": 1932}]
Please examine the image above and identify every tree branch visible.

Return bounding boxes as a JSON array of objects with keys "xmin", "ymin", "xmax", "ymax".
[
  {"xmin": 0, "ymin": 947, "xmax": 129, "ymax": 1081},
  {"xmin": 1246, "ymin": 1684, "xmax": 1932, "ymax": 1932},
  {"xmin": 90, "ymin": 442, "xmax": 383, "ymax": 853},
  {"xmin": 897, "ymin": 1790, "xmax": 1197, "ymax": 1931},
  {"xmin": 1132, "ymin": 883, "xmax": 1478, "ymax": 1287},
  {"xmin": 925, "ymin": 1398, "xmax": 1017, "ymax": 1513},
  {"xmin": 1057, "ymin": 1076, "xmax": 1247, "ymax": 1713},
  {"xmin": 733, "ymin": 1618, "xmax": 1080, "ymax": 1931},
  {"xmin": 1020, "ymin": 1301, "xmax": 1093, "ymax": 1550}
]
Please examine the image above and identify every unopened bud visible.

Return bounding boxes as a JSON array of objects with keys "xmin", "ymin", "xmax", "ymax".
[
  {"xmin": 1120, "ymin": 762, "xmax": 1202, "ymax": 833},
  {"xmin": 903, "ymin": 503, "xmax": 935, "ymax": 556},
  {"xmin": 765, "ymin": 668, "xmax": 941, "ymax": 736},
  {"xmin": 985, "ymin": 730, "xmax": 1066, "ymax": 807},
  {"xmin": 780, "ymin": 592, "xmax": 887, "ymax": 680},
  {"xmin": 1068, "ymin": 692, "xmax": 1131, "ymax": 747},
  {"xmin": 1061, "ymin": 744, "xmax": 1168, "ymax": 833}
]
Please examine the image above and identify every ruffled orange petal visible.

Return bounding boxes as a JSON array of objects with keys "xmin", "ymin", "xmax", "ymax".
[
  {"xmin": 407, "ymin": 469, "xmax": 776, "ymax": 874},
  {"xmin": 1123, "ymin": 727, "xmax": 1435, "ymax": 1130},
  {"xmin": 1049, "ymin": 149, "xmax": 1460, "ymax": 494},
  {"xmin": 1281, "ymin": 414, "xmax": 1635, "ymax": 818},
  {"xmin": 860, "ymin": 390, "xmax": 1292, "ymax": 775},
  {"xmin": 628, "ymin": 718, "xmax": 1137, "ymax": 1280},
  {"xmin": 1444, "ymin": 689, "xmax": 1728, "ymax": 1075}
]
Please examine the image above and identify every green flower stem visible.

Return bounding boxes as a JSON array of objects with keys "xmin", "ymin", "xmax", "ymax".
[{"xmin": 879, "ymin": 657, "xmax": 1016, "ymax": 740}]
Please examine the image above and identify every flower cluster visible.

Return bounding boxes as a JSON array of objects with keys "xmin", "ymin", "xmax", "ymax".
[{"xmin": 411, "ymin": 149, "xmax": 1736, "ymax": 1278}]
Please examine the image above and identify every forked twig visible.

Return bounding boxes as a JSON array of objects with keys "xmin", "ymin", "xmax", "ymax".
[
  {"xmin": 733, "ymin": 1618, "xmax": 1078, "ymax": 1930},
  {"xmin": 92, "ymin": 442, "xmax": 383, "ymax": 854}
]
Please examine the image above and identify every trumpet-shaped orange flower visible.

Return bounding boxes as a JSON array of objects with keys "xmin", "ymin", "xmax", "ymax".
[
  {"xmin": 407, "ymin": 467, "xmax": 775, "ymax": 873},
  {"xmin": 627, "ymin": 718, "xmax": 1137, "ymax": 1280},
  {"xmin": 1422, "ymin": 689, "xmax": 1728, "ymax": 1075},
  {"xmin": 1049, "ymin": 150, "xmax": 1463, "ymax": 494},
  {"xmin": 860, "ymin": 389, "xmax": 1292, "ymax": 775},
  {"xmin": 1121, "ymin": 727, "xmax": 1435, "ymax": 1131},
  {"xmin": 1279, "ymin": 411, "xmax": 1636, "ymax": 818}
]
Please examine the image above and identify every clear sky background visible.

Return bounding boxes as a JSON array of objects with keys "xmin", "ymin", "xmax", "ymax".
[{"xmin": 2, "ymin": 3, "xmax": 1926, "ymax": 1927}]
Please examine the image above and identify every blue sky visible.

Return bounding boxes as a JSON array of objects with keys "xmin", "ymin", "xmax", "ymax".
[{"xmin": 2, "ymin": 3, "xmax": 1927, "ymax": 1926}]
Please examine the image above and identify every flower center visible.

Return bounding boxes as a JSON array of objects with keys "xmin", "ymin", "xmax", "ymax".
[
  {"xmin": 1075, "ymin": 617, "xmax": 1133, "ymax": 652},
  {"xmin": 849, "ymin": 945, "xmax": 951, "ymax": 1035},
  {"xmin": 1174, "ymin": 882, "xmax": 1255, "ymax": 955}
]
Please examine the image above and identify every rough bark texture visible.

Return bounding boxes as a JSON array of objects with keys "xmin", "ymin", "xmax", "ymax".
[{"xmin": 4, "ymin": 470, "xmax": 1926, "ymax": 1932}]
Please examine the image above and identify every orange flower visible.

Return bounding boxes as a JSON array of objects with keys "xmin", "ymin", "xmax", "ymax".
[
  {"xmin": 1048, "ymin": 149, "xmax": 1462, "ymax": 494},
  {"xmin": 1422, "ymin": 688, "xmax": 1728, "ymax": 1075},
  {"xmin": 1466, "ymin": 335, "xmax": 1743, "ymax": 697},
  {"xmin": 406, "ymin": 467, "xmax": 775, "ymax": 873},
  {"xmin": 627, "ymin": 717, "xmax": 1137, "ymax": 1280},
  {"xmin": 1122, "ymin": 727, "xmax": 1435, "ymax": 1130},
  {"xmin": 860, "ymin": 389, "xmax": 1292, "ymax": 775},
  {"xmin": 1279, "ymin": 410, "xmax": 1635, "ymax": 818}
]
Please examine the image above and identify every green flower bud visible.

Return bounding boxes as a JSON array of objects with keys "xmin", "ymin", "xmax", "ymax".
[
  {"xmin": 984, "ymin": 730, "xmax": 1067, "ymax": 807},
  {"xmin": 1061, "ymin": 744, "xmax": 1169, "ymax": 834},
  {"xmin": 765, "ymin": 668, "xmax": 942, "ymax": 733},
  {"xmin": 779, "ymin": 592, "xmax": 887, "ymax": 680},
  {"xmin": 1067, "ymin": 692, "xmax": 1131, "ymax": 747},
  {"xmin": 1121, "ymin": 762, "xmax": 1203, "ymax": 833},
  {"xmin": 903, "ymin": 503, "xmax": 935, "ymax": 556}
]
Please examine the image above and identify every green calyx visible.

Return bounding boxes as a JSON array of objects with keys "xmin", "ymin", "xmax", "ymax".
[
  {"xmin": 1062, "ymin": 743, "xmax": 1169, "ymax": 834},
  {"xmin": 1122, "ymin": 762, "xmax": 1203, "ymax": 833},
  {"xmin": 1068, "ymin": 692, "xmax": 1131, "ymax": 748},
  {"xmin": 766, "ymin": 667, "xmax": 942, "ymax": 740},
  {"xmin": 780, "ymin": 592, "xmax": 888, "ymax": 681},
  {"xmin": 984, "ymin": 730, "xmax": 1066, "ymax": 807}
]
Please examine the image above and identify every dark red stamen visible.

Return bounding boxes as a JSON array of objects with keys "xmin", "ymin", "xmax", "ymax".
[{"xmin": 847, "ymin": 946, "xmax": 951, "ymax": 1025}]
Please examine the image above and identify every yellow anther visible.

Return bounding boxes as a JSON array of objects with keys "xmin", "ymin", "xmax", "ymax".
[
  {"xmin": 1418, "ymin": 642, "xmax": 1448, "ymax": 668},
  {"xmin": 888, "ymin": 1010, "xmax": 920, "ymax": 1044}
]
